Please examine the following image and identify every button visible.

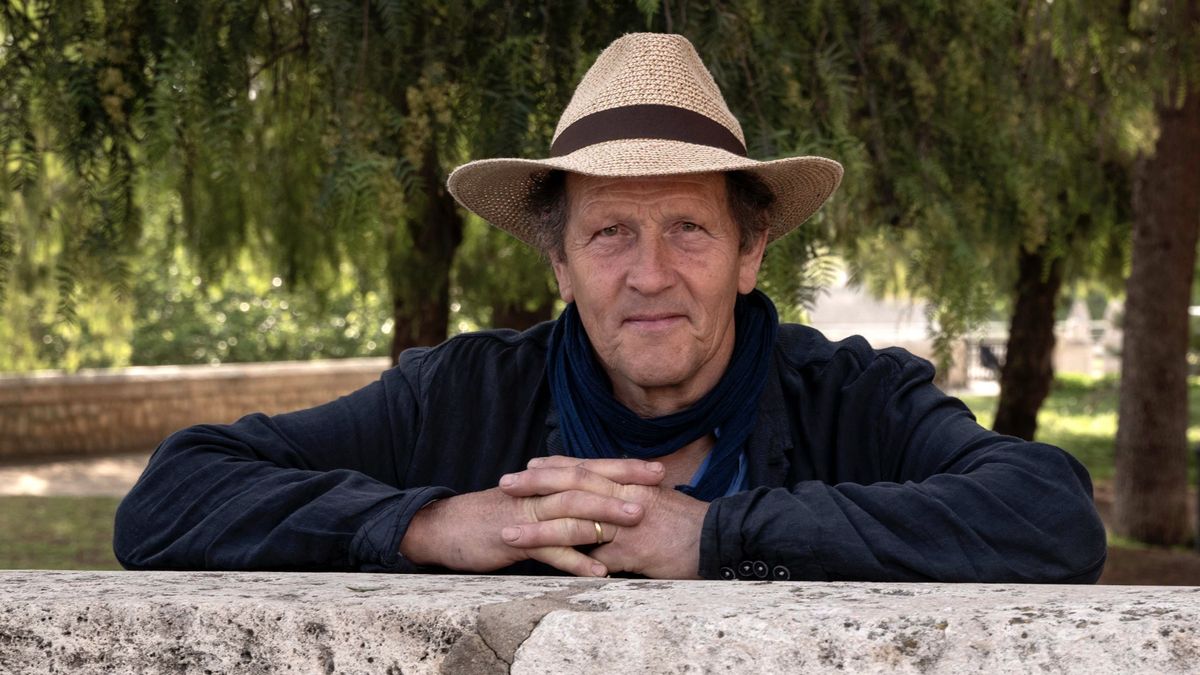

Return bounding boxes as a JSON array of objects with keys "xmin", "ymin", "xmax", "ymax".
[
  {"xmin": 719, "ymin": 567, "xmax": 736, "ymax": 580},
  {"xmin": 772, "ymin": 565, "xmax": 791, "ymax": 581},
  {"xmin": 737, "ymin": 561, "xmax": 754, "ymax": 578},
  {"xmin": 753, "ymin": 561, "xmax": 768, "ymax": 578}
]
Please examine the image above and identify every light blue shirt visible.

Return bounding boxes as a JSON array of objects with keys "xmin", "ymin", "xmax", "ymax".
[{"xmin": 686, "ymin": 427, "xmax": 749, "ymax": 497}]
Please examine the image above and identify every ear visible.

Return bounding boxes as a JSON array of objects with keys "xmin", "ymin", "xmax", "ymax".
[
  {"xmin": 551, "ymin": 252, "xmax": 575, "ymax": 303},
  {"xmin": 737, "ymin": 231, "xmax": 768, "ymax": 294}
]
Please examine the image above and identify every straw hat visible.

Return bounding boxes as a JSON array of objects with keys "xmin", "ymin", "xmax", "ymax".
[{"xmin": 446, "ymin": 33, "xmax": 843, "ymax": 248}]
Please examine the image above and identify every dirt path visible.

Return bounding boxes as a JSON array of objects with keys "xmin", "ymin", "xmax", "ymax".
[
  {"xmin": 0, "ymin": 453, "xmax": 149, "ymax": 497},
  {"xmin": 1092, "ymin": 480, "xmax": 1200, "ymax": 585}
]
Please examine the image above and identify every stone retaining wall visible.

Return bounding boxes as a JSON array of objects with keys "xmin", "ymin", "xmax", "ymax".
[
  {"xmin": 0, "ymin": 572, "xmax": 1196, "ymax": 673},
  {"xmin": 0, "ymin": 359, "xmax": 390, "ymax": 462}
]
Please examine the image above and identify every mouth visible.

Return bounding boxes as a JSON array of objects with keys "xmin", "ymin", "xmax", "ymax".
[{"xmin": 623, "ymin": 314, "xmax": 686, "ymax": 332}]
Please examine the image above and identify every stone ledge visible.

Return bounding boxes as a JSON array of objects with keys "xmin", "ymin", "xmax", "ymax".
[{"xmin": 1, "ymin": 572, "xmax": 1197, "ymax": 673}]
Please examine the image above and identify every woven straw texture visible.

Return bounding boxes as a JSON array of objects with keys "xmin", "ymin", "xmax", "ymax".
[
  {"xmin": 448, "ymin": 33, "xmax": 843, "ymax": 248},
  {"xmin": 552, "ymin": 34, "xmax": 743, "ymax": 144}
]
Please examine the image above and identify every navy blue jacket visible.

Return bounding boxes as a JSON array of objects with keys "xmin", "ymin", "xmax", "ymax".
[{"xmin": 114, "ymin": 322, "xmax": 1107, "ymax": 582}]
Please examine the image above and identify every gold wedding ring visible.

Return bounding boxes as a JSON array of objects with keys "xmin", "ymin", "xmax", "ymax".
[{"xmin": 594, "ymin": 521, "xmax": 604, "ymax": 545}]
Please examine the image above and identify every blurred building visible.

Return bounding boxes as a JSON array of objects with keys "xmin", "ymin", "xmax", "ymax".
[{"xmin": 806, "ymin": 268, "xmax": 1121, "ymax": 392}]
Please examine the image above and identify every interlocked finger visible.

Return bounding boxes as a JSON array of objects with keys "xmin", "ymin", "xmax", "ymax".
[
  {"xmin": 502, "ymin": 517, "xmax": 620, "ymax": 549},
  {"xmin": 525, "ymin": 455, "xmax": 666, "ymax": 486},
  {"xmin": 525, "ymin": 545, "xmax": 608, "ymax": 578},
  {"xmin": 501, "ymin": 464, "xmax": 632, "ymax": 499},
  {"xmin": 525, "ymin": 489, "xmax": 643, "ymax": 527}
]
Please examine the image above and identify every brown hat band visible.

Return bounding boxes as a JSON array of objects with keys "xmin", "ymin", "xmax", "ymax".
[{"xmin": 549, "ymin": 104, "xmax": 748, "ymax": 158}]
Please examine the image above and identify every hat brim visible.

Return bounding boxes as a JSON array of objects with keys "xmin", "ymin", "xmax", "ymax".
[{"xmin": 447, "ymin": 139, "xmax": 843, "ymax": 250}]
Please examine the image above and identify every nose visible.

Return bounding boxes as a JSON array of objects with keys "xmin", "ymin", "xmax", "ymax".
[{"xmin": 626, "ymin": 234, "xmax": 675, "ymax": 296}]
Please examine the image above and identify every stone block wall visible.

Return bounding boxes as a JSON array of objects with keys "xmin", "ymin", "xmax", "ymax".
[
  {"xmin": 1, "ymin": 572, "xmax": 1197, "ymax": 673},
  {"xmin": 0, "ymin": 359, "xmax": 390, "ymax": 462}
]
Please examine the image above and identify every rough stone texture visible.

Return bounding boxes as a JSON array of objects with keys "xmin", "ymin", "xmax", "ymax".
[
  {"xmin": 0, "ymin": 572, "xmax": 1197, "ymax": 674},
  {"xmin": 0, "ymin": 359, "xmax": 388, "ymax": 461}
]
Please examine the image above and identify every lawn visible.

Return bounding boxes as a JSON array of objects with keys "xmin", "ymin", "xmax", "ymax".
[
  {"xmin": 957, "ymin": 374, "xmax": 1200, "ymax": 482},
  {"xmin": 0, "ymin": 496, "xmax": 123, "ymax": 570}
]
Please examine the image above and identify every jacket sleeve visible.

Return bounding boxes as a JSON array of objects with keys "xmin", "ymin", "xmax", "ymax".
[
  {"xmin": 699, "ymin": 352, "xmax": 1108, "ymax": 583},
  {"xmin": 113, "ymin": 348, "xmax": 454, "ymax": 572}
]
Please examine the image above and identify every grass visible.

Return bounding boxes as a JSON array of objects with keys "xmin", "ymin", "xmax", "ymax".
[
  {"xmin": 0, "ymin": 496, "xmax": 123, "ymax": 570},
  {"xmin": 957, "ymin": 374, "xmax": 1200, "ymax": 483}
]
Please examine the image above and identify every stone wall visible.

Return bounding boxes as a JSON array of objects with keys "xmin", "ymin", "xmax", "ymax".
[
  {"xmin": 0, "ymin": 359, "xmax": 390, "ymax": 462},
  {"xmin": 0, "ymin": 572, "xmax": 1197, "ymax": 673}
]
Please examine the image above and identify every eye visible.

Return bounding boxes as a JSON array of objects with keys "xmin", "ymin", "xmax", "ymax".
[
  {"xmin": 680, "ymin": 222, "xmax": 701, "ymax": 232},
  {"xmin": 599, "ymin": 225, "xmax": 620, "ymax": 237}
]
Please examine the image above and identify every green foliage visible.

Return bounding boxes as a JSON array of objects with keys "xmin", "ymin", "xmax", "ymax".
[
  {"xmin": 0, "ymin": 1, "xmax": 144, "ymax": 313},
  {"xmin": 452, "ymin": 217, "xmax": 558, "ymax": 330},
  {"xmin": 959, "ymin": 374, "xmax": 1200, "ymax": 483},
  {"xmin": 0, "ymin": 0, "xmax": 1172, "ymax": 376},
  {"xmin": 0, "ymin": 185, "xmax": 392, "ymax": 372},
  {"xmin": 129, "ymin": 241, "xmax": 391, "ymax": 367}
]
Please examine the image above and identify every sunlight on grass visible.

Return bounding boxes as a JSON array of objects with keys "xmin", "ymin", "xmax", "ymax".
[
  {"xmin": 957, "ymin": 374, "xmax": 1200, "ymax": 482},
  {"xmin": 1107, "ymin": 531, "xmax": 1153, "ymax": 551}
]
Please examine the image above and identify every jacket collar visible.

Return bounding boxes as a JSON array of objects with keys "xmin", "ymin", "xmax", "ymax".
[{"xmin": 743, "ymin": 349, "xmax": 793, "ymax": 488}]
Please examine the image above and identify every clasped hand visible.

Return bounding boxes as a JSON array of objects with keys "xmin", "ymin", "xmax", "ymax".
[{"xmin": 399, "ymin": 456, "xmax": 708, "ymax": 579}]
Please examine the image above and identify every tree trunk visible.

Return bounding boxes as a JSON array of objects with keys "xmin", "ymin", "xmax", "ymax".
[
  {"xmin": 490, "ymin": 297, "xmax": 554, "ymax": 331},
  {"xmin": 993, "ymin": 244, "xmax": 1064, "ymax": 440},
  {"xmin": 1114, "ymin": 89, "xmax": 1200, "ymax": 546},
  {"xmin": 389, "ymin": 145, "xmax": 465, "ymax": 364}
]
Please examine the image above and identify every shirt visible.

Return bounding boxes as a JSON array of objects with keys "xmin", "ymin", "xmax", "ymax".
[{"xmin": 113, "ymin": 321, "xmax": 1108, "ymax": 582}]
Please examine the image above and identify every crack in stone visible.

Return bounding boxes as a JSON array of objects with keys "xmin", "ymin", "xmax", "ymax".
[
  {"xmin": 478, "ymin": 627, "xmax": 509, "ymax": 667},
  {"xmin": 441, "ymin": 580, "xmax": 608, "ymax": 674},
  {"xmin": 477, "ymin": 619, "xmax": 511, "ymax": 667}
]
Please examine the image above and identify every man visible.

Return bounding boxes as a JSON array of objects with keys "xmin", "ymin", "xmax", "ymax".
[{"xmin": 114, "ymin": 33, "xmax": 1106, "ymax": 582}]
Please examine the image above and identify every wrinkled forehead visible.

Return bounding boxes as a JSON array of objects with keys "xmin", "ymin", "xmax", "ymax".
[{"xmin": 565, "ymin": 172, "xmax": 729, "ymax": 220}]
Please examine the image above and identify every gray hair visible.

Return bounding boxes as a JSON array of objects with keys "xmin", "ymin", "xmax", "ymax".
[{"xmin": 528, "ymin": 170, "xmax": 776, "ymax": 261}]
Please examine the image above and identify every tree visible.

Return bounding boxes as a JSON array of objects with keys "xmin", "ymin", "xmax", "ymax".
[
  {"xmin": 0, "ymin": 0, "xmax": 1151, "ymax": 476},
  {"xmin": 1110, "ymin": 0, "xmax": 1200, "ymax": 546},
  {"xmin": 990, "ymin": 2, "xmax": 1133, "ymax": 440},
  {"xmin": 730, "ymin": 1, "xmax": 1130, "ymax": 444},
  {"xmin": 0, "ymin": 1, "xmax": 650, "ymax": 365}
]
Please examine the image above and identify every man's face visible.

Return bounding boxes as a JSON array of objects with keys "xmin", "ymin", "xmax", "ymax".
[{"xmin": 551, "ymin": 173, "xmax": 767, "ymax": 407}]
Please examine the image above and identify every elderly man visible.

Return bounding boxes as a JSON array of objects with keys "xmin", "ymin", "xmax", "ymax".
[{"xmin": 115, "ymin": 33, "xmax": 1106, "ymax": 582}]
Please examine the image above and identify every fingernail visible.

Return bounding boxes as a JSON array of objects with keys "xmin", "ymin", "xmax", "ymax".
[
  {"xmin": 647, "ymin": 462, "xmax": 664, "ymax": 473},
  {"xmin": 528, "ymin": 457, "xmax": 544, "ymax": 467},
  {"xmin": 591, "ymin": 563, "xmax": 607, "ymax": 577},
  {"xmin": 622, "ymin": 502, "xmax": 641, "ymax": 515},
  {"xmin": 500, "ymin": 474, "xmax": 516, "ymax": 487},
  {"xmin": 502, "ymin": 527, "xmax": 520, "ymax": 542}
]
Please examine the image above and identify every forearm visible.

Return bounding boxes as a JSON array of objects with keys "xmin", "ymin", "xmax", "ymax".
[
  {"xmin": 700, "ymin": 444, "xmax": 1107, "ymax": 583},
  {"xmin": 114, "ymin": 421, "xmax": 451, "ymax": 572}
]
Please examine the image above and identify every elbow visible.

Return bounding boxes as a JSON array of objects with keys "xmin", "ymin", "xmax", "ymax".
[
  {"xmin": 1054, "ymin": 502, "xmax": 1107, "ymax": 583},
  {"xmin": 985, "ymin": 496, "xmax": 1107, "ymax": 585},
  {"xmin": 987, "ymin": 444, "xmax": 1109, "ymax": 584},
  {"xmin": 112, "ymin": 491, "xmax": 154, "ymax": 570},
  {"xmin": 111, "ymin": 426, "xmax": 213, "ymax": 570},
  {"xmin": 112, "ymin": 463, "xmax": 166, "ymax": 570},
  {"xmin": 1040, "ymin": 449, "xmax": 1109, "ymax": 584}
]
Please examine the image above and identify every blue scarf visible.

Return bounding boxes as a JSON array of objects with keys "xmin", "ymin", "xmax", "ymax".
[{"xmin": 546, "ymin": 289, "xmax": 778, "ymax": 501}]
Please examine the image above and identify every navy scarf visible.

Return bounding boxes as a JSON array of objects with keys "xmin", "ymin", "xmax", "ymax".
[{"xmin": 546, "ymin": 289, "xmax": 779, "ymax": 501}]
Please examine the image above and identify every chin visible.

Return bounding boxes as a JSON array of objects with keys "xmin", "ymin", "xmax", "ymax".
[{"xmin": 613, "ymin": 356, "xmax": 694, "ymax": 390}]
